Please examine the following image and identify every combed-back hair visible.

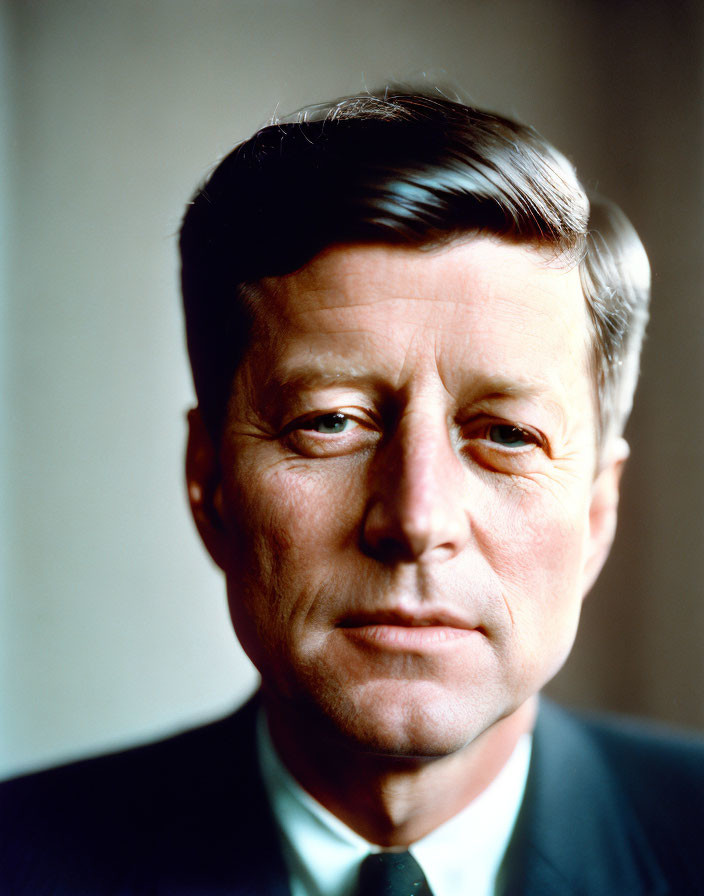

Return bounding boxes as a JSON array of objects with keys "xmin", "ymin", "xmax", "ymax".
[{"xmin": 180, "ymin": 89, "xmax": 649, "ymax": 448}]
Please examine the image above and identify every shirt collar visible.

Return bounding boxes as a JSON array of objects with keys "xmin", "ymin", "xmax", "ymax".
[{"xmin": 257, "ymin": 710, "xmax": 531, "ymax": 896}]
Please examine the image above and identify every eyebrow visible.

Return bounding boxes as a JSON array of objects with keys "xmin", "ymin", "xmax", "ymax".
[
  {"xmin": 257, "ymin": 365, "xmax": 555, "ymax": 416},
  {"xmin": 472, "ymin": 378, "xmax": 554, "ymax": 402},
  {"xmin": 256, "ymin": 369, "xmax": 383, "ymax": 415}
]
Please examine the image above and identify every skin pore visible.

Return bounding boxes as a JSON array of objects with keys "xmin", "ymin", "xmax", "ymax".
[{"xmin": 187, "ymin": 237, "xmax": 626, "ymax": 845}]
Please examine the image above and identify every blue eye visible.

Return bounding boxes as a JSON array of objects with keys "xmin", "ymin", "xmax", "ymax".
[
  {"xmin": 487, "ymin": 424, "xmax": 531, "ymax": 447},
  {"xmin": 303, "ymin": 413, "xmax": 355, "ymax": 435}
]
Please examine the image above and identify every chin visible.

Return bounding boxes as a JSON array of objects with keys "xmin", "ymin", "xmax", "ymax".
[{"xmin": 310, "ymin": 679, "xmax": 505, "ymax": 760}]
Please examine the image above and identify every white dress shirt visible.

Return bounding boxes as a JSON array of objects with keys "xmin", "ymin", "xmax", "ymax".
[{"xmin": 257, "ymin": 712, "xmax": 531, "ymax": 896}]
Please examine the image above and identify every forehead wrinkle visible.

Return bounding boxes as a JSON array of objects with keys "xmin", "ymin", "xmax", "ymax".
[{"xmin": 285, "ymin": 296, "xmax": 472, "ymax": 325}]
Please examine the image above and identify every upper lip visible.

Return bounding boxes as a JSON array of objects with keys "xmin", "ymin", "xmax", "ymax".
[{"xmin": 337, "ymin": 607, "xmax": 479, "ymax": 630}]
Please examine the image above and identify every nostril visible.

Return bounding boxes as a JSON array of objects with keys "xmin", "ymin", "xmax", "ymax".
[
  {"xmin": 361, "ymin": 532, "xmax": 417, "ymax": 564},
  {"xmin": 361, "ymin": 492, "xmax": 468, "ymax": 565}
]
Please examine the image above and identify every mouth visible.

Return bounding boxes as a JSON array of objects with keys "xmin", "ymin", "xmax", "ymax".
[{"xmin": 337, "ymin": 608, "xmax": 483, "ymax": 650}]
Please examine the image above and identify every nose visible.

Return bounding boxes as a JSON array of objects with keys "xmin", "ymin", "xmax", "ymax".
[{"xmin": 362, "ymin": 412, "xmax": 471, "ymax": 564}]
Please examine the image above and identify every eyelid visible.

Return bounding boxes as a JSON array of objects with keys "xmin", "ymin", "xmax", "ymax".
[
  {"xmin": 299, "ymin": 412, "xmax": 359, "ymax": 435},
  {"xmin": 281, "ymin": 407, "xmax": 382, "ymax": 458},
  {"xmin": 463, "ymin": 416, "xmax": 547, "ymax": 451},
  {"xmin": 283, "ymin": 407, "xmax": 379, "ymax": 435}
]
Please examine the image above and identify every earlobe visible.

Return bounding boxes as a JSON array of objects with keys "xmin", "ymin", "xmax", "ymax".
[
  {"xmin": 581, "ymin": 437, "xmax": 629, "ymax": 598},
  {"xmin": 186, "ymin": 407, "xmax": 228, "ymax": 570}
]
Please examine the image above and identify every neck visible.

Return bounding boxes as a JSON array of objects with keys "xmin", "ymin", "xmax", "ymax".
[{"xmin": 264, "ymin": 697, "xmax": 537, "ymax": 847}]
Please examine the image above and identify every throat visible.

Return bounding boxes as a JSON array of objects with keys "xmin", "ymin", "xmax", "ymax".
[{"xmin": 262, "ymin": 697, "xmax": 536, "ymax": 847}]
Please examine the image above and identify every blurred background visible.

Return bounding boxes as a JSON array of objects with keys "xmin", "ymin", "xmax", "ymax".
[{"xmin": 1, "ymin": 0, "xmax": 702, "ymax": 780}]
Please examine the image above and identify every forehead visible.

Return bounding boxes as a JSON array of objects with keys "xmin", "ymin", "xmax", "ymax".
[{"xmin": 249, "ymin": 239, "xmax": 592, "ymax": 399}]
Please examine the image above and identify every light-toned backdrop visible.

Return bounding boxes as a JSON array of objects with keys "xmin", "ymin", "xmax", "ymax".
[{"xmin": 2, "ymin": 0, "xmax": 702, "ymax": 780}]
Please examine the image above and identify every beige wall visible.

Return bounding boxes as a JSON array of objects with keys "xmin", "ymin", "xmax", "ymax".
[{"xmin": 2, "ymin": 0, "xmax": 702, "ymax": 779}]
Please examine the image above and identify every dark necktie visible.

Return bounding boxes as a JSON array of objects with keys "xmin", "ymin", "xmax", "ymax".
[{"xmin": 354, "ymin": 851, "xmax": 434, "ymax": 896}]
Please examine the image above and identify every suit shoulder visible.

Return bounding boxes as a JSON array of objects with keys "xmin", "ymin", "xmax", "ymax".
[
  {"xmin": 2, "ymin": 696, "xmax": 260, "ymax": 816},
  {"xmin": 554, "ymin": 703, "xmax": 704, "ymax": 834},
  {"xmin": 579, "ymin": 708, "xmax": 704, "ymax": 785},
  {"xmin": 0, "ymin": 697, "xmax": 268, "ymax": 893}
]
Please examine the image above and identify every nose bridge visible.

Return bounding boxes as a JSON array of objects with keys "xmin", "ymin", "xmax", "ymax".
[
  {"xmin": 398, "ymin": 408, "xmax": 455, "ymax": 526},
  {"xmin": 364, "ymin": 402, "xmax": 470, "ymax": 563}
]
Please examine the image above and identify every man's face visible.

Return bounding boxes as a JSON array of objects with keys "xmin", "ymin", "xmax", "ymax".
[{"xmin": 190, "ymin": 238, "xmax": 622, "ymax": 758}]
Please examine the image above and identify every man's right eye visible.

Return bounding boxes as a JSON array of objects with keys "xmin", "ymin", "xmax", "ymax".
[
  {"xmin": 299, "ymin": 413, "xmax": 358, "ymax": 435},
  {"xmin": 281, "ymin": 409, "xmax": 380, "ymax": 458}
]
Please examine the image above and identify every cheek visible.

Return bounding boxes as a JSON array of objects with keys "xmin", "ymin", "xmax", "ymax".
[
  {"xmin": 223, "ymin": 462, "xmax": 326, "ymax": 558},
  {"xmin": 474, "ymin": 483, "xmax": 590, "ymax": 662},
  {"xmin": 494, "ymin": 505, "xmax": 587, "ymax": 592},
  {"xmin": 220, "ymin": 461, "xmax": 364, "ymax": 652},
  {"xmin": 241, "ymin": 463, "xmax": 363, "ymax": 562}
]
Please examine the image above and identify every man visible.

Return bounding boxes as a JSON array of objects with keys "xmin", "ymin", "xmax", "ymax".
[{"xmin": 2, "ymin": 89, "xmax": 703, "ymax": 895}]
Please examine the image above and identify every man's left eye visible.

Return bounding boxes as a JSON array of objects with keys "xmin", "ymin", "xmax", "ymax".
[
  {"xmin": 485, "ymin": 423, "xmax": 534, "ymax": 448},
  {"xmin": 301, "ymin": 413, "xmax": 358, "ymax": 435}
]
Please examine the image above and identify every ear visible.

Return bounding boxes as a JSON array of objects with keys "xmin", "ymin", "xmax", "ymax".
[
  {"xmin": 185, "ymin": 407, "xmax": 229, "ymax": 570},
  {"xmin": 581, "ymin": 437, "xmax": 629, "ymax": 598}
]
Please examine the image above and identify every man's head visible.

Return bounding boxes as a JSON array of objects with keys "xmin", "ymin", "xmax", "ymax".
[
  {"xmin": 181, "ymin": 90, "xmax": 649, "ymax": 449},
  {"xmin": 181, "ymin": 90, "xmax": 650, "ymax": 758}
]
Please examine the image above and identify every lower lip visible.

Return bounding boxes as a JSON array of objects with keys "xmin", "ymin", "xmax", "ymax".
[{"xmin": 341, "ymin": 624, "xmax": 477, "ymax": 650}]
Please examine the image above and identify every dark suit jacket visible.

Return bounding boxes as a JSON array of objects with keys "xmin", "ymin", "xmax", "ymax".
[{"xmin": 2, "ymin": 696, "xmax": 704, "ymax": 894}]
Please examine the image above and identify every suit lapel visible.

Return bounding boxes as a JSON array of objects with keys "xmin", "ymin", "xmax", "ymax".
[
  {"xmin": 497, "ymin": 700, "xmax": 668, "ymax": 896},
  {"xmin": 147, "ymin": 696, "xmax": 292, "ymax": 896}
]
